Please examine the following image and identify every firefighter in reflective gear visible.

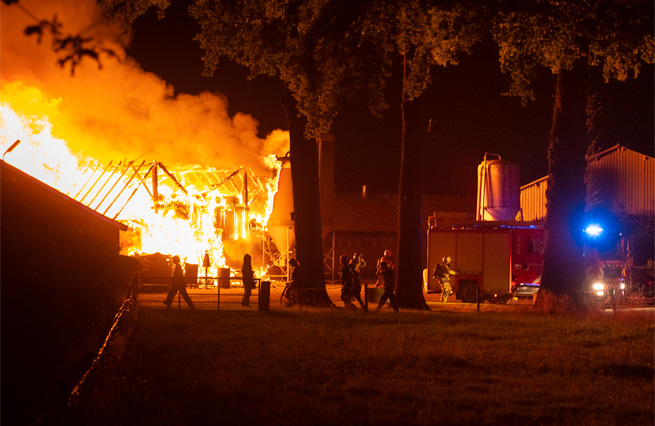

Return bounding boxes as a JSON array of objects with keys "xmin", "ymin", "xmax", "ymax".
[
  {"xmin": 375, "ymin": 249, "xmax": 395, "ymax": 288},
  {"xmin": 433, "ymin": 256, "xmax": 456, "ymax": 303}
]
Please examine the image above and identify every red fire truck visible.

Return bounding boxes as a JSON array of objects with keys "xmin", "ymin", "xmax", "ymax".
[{"xmin": 426, "ymin": 218, "xmax": 545, "ymax": 303}]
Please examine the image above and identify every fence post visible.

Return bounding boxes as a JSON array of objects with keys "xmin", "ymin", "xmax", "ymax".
[
  {"xmin": 476, "ymin": 285, "xmax": 480, "ymax": 313},
  {"xmin": 259, "ymin": 281, "xmax": 270, "ymax": 312}
]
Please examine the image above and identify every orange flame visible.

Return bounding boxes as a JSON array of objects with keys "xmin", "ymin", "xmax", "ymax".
[{"xmin": 1, "ymin": 82, "xmax": 285, "ymax": 274}]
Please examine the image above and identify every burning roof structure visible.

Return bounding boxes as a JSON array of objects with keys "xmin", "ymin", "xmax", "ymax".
[{"xmin": 67, "ymin": 158, "xmax": 283, "ymax": 270}]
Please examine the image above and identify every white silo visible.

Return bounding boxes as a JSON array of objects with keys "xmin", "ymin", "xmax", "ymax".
[
  {"xmin": 267, "ymin": 156, "xmax": 296, "ymax": 254},
  {"xmin": 476, "ymin": 153, "xmax": 521, "ymax": 221}
]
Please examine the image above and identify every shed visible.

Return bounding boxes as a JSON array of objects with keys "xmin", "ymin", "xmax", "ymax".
[{"xmin": 1, "ymin": 160, "xmax": 132, "ymax": 425}]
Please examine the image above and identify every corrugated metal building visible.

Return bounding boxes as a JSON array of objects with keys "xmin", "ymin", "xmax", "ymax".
[{"xmin": 519, "ymin": 145, "xmax": 654, "ymax": 221}]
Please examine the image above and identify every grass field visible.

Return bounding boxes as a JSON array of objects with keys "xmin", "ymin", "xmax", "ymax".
[{"xmin": 72, "ymin": 306, "xmax": 654, "ymax": 426}]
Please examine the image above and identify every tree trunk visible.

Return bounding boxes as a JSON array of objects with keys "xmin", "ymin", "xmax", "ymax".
[
  {"xmin": 395, "ymin": 93, "xmax": 430, "ymax": 310},
  {"xmin": 282, "ymin": 95, "xmax": 332, "ymax": 306},
  {"xmin": 536, "ymin": 67, "xmax": 588, "ymax": 312}
]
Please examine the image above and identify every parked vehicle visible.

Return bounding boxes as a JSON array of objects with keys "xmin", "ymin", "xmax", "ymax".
[{"xmin": 426, "ymin": 218, "xmax": 544, "ymax": 303}]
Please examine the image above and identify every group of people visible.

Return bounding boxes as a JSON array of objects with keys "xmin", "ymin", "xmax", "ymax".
[
  {"xmin": 162, "ymin": 253, "xmax": 257, "ymax": 309},
  {"xmin": 338, "ymin": 249, "xmax": 399, "ymax": 312},
  {"xmin": 163, "ymin": 247, "xmax": 454, "ymax": 311},
  {"xmin": 338, "ymin": 253, "xmax": 367, "ymax": 310}
]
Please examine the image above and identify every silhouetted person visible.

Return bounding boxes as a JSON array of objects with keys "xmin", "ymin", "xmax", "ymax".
[
  {"xmin": 350, "ymin": 254, "xmax": 366, "ymax": 310},
  {"xmin": 339, "ymin": 255, "xmax": 356, "ymax": 310},
  {"xmin": 286, "ymin": 258, "xmax": 301, "ymax": 305},
  {"xmin": 376, "ymin": 261, "xmax": 398, "ymax": 312},
  {"xmin": 163, "ymin": 255, "xmax": 195, "ymax": 309},
  {"xmin": 241, "ymin": 253, "xmax": 255, "ymax": 306},
  {"xmin": 289, "ymin": 258, "xmax": 300, "ymax": 286}
]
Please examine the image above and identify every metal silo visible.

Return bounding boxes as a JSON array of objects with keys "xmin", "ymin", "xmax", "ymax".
[
  {"xmin": 267, "ymin": 156, "xmax": 296, "ymax": 254},
  {"xmin": 476, "ymin": 153, "xmax": 521, "ymax": 221}
]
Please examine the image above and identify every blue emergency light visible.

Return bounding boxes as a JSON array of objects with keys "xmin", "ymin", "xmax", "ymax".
[{"xmin": 584, "ymin": 223, "xmax": 604, "ymax": 238}]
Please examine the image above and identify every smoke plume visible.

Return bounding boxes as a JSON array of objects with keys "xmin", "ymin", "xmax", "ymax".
[{"xmin": 0, "ymin": 0, "xmax": 289, "ymax": 175}]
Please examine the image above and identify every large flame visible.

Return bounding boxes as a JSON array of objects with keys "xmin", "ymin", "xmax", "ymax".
[
  {"xmin": 1, "ymin": 0, "xmax": 289, "ymax": 276},
  {"xmin": 0, "ymin": 83, "xmax": 285, "ymax": 272}
]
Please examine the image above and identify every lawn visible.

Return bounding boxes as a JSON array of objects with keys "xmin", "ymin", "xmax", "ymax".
[{"xmin": 71, "ymin": 306, "xmax": 654, "ymax": 426}]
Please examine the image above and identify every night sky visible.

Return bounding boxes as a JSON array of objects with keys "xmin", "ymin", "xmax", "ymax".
[{"xmin": 127, "ymin": 2, "xmax": 654, "ymax": 196}]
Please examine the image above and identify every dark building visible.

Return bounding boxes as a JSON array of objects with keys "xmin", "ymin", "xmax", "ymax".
[
  {"xmin": 1, "ymin": 160, "xmax": 134, "ymax": 424},
  {"xmin": 325, "ymin": 190, "xmax": 475, "ymax": 280}
]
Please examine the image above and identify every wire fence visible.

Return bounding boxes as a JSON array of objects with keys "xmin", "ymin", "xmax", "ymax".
[
  {"xmin": 136, "ymin": 275, "xmax": 273, "ymax": 311},
  {"xmin": 66, "ymin": 275, "xmax": 140, "ymax": 416}
]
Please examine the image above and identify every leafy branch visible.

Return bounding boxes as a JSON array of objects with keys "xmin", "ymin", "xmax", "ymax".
[{"xmin": 5, "ymin": 1, "xmax": 117, "ymax": 75}]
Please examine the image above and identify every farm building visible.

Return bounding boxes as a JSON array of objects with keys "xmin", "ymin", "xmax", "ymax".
[
  {"xmin": 1, "ymin": 160, "xmax": 137, "ymax": 425},
  {"xmin": 518, "ymin": 145, "xmax": 654, "ymax": 265},
  {"xmin": 325, "ymin": 190, "xmax": 475, "ymax": 280}
]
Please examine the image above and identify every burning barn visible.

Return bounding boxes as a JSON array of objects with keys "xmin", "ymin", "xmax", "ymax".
[{"xmin": 64, "ymin": 158, "xmax": 288, "ymax": 281}]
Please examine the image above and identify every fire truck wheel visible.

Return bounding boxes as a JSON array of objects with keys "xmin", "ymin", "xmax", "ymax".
[{"xmin": 460, "ymin": 283, "xmax": 478, "ymax": 303}]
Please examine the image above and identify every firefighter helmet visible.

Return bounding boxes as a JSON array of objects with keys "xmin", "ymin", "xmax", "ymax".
[
  {"xmin": 442, "ymin": 256, "xmax": 451, "ymax": 264},
  {"xmin": 384, "ymin": 249, "xmax": 393, "ymax": 257}
]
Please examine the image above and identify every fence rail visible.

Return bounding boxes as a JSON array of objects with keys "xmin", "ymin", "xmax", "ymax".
[{"xmin": 137, "ymin": 274, "xmax": 272, "ymax": 311}]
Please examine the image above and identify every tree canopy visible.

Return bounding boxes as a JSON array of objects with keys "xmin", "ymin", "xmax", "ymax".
[
  {"xmin": 188, "ymin": 0, "xmax": 484, "ymax": 138},
  {"xmin": 491, "ymin": 0, "xmax": 654, "ymax": 103},
  {"xmin": 489, "ymin": 0, "xmax": 653, "ymax": 308}
]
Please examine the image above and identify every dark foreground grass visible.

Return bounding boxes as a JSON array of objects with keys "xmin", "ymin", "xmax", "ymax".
[{"xmin": 72, "ymin": 307, "xmax": 654, "ymax": 426}]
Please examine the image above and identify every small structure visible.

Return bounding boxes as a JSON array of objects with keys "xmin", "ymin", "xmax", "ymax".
[{"xmin": 1, "ymin": 160, "xmax": 131, "ymax": 424}]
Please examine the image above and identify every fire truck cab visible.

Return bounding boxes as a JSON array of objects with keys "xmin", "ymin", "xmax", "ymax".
[{"xmin": 426, "ymin": 218, "xmax": 544, "ymax": 303}]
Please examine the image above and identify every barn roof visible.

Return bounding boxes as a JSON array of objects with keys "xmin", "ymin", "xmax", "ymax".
[{"xmin": 1, "ymin": 160, "xmax": 128, "ymax": 231}]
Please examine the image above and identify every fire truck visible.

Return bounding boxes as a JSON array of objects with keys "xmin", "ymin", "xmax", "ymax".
[{"xmin": 426, "ymin": 218, "xmax": 545, "ymax": 303}]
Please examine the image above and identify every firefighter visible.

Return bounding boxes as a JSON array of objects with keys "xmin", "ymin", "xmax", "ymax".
[
  {"xmin": 375, "ymin": 249, "xmax": 395, "ymax": 288},
  {"xmin": 352, "ymin": 252, "xmax": 366, "ymax": 273},
  {"xmin": 433, "ymin": 256, "xmax": 456, "ymax": 303}
]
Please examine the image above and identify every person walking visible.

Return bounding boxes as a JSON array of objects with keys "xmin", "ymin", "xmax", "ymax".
[
  {"xmin": 433, "ymin": 256, "xmax": 456, "ymax": 303},
  {"xmin": 241, "ymin": 253, "xmax": 256, "ymax": 306},
  {"xmin": 163, "ymin": 255, "xmax": 195, "ymax": 309},
  {"xmin": 375, "ymin": 261, "xmax": 398, "ymax": 312},
  {"xmin": 339, "ymin": 255, "xmax": 357, "ymax": 310},
  {"xmin": 375, "ymin": 249, "xmax": 395, "ymax": 288},
  {"xmin": 350, "ymin": 254, "xmax": 366, "ymax": 310}
]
